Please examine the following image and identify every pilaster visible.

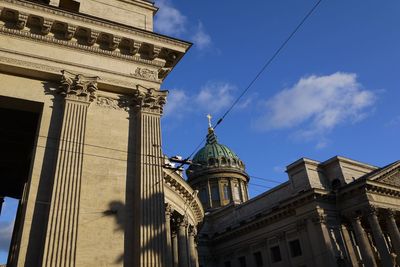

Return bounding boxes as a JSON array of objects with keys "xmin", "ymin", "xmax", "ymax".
[
  {"xmin": 43, "ymin": 70, "xmax": 98, "ymax": 267},
  {"xmin": 131, "ymin": 85, "xmax": 168, "ymax": 267}
]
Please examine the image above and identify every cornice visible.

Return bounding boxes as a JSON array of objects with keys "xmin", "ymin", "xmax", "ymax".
[
  {"xmin": 0, "ymin": 1, "xmax": 190, "ymax": 81},
  {"xmin": 210, "ymin": 189, "xmax": 327, "ymax": 243},
  {"xmin": 1, "ymin": 0, "xmax": 190, "ymax": 49}
]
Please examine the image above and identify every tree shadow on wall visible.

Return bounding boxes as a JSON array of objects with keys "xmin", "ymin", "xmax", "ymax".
[
  {"xmin": 104, "ymin": 192, "xmax": 169, "ymax": 265},
  {"xmin": 103, "ymin": 108, "xmax": 169, "ymax": 266}
]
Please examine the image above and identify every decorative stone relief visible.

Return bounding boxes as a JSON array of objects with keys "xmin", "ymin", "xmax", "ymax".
[
  {"xmin": 59, "ymin": 70, "xmax": 99, "ymax": 102},
  {"xmin": 131, "ymin": 67, "xmax": 159, "ymax": 81},
  {"xmin": 96, "ymin": 96, "xmax": 130, "ymax": 111},
  {"xmin": 131, "ymin": 85, "xmax": 167, "ymax": 114}
]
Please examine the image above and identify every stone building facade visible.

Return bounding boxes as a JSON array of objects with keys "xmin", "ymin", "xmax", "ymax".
[
  {"xmin": 188, "ymin": 126, "xmax": 400, "ymax": 267},
  {"xmin": 1, "ymin": 1, "xmax": 400, "ymax": 267},
  {"xmin": 0, "ymin": 0, "xmax": 203, "ymax": 266}
]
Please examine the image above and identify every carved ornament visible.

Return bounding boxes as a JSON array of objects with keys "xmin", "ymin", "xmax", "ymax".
[
  {"xmin": 131, "ymin": 85, "xmax": 167, "ymax": 114},
  {"xmin": 131, "ymin": 67, "xmax": 159, "ymax": 82},
  {"xmin": 96, "ymin": 96, "xmax": 130, "ymax": 111},
  {"xmin": 59, "ymin": 70, "xmax": 99, "ymax": 102}
]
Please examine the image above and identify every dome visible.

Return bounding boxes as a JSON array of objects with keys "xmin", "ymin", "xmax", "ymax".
[{"xmin": 187, "ymin": 128, "xmax": 246, "ymax": 176}]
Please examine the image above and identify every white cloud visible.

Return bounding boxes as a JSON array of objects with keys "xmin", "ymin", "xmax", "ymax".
[
  {"xmin": 0, "ymin": 221, "xmax": 14, "ymax": 252},
  {"xmin": 195, "ymin": 82, "xmax": 236, "ymax": 114},
  {"xmin": 164, "ymin": 89, "xmax": 188, "ymax": 117},
  {"xmin": 192, "ymin": 22, "xmax": 212, "ymax": 50},
  {"xmin": 154, "ymin": 0, "xmax": 186, "ymax": 36},
  {"xmin": 255, "ymin": 72, "xmax": 376, "ymax": 137}
]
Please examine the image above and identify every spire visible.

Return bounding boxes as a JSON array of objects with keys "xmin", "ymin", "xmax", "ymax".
[{"xmin": 206, "ymin": 114, "xmax": 218, "ymax": 144}]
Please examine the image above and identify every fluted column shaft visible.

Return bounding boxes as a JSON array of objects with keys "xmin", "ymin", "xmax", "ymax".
[
  {"xmin": 43, "ymin": 71, "xmax": 98, "ymax": 267},
  {"xmin": 351, "ymin": 215, "xmax": 377, "ymax": 267},
  {"xmin": 132, "ymin": 87, "xmax": 168, "ymax": 267},
  {"xmin": 43, "ymin": 99, "xmax": 90, "ymax": 267},
  {"xmin": 172, "ymin": 232, "xmax": 179, "ymax": 267},
  {"xmin": 387, "ymin": 210, "xmax": 400, "ymax": 265},
  {"xmin": 188, "ymin": 227, "xmax": 198, "ymax": 267},
  {"xmin": 178, "ymin": 220, "xmax": 188, "ymax": 267},
  {"xmin": 367, "ymin": 209, "xmax": 392, "ymax": 266},
  {"xmin": 165, "ymin": 205, "xmax": 173, "ymax": 267}
]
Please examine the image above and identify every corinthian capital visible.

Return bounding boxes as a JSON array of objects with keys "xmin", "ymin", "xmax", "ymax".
[
  {"xmin": 59, "ymin": 70, "xmax": 99, "ymax": 102},
  {"xmin": 131, "ymin": 85, "xmax": 168, "ymax": 114}
]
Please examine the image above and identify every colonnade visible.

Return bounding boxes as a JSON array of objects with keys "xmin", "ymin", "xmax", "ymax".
[
  {"xmin": 345, "ymin": 207, "xmax": 400, "ymax": 266},
  {"xmin": 165, "ymin": 204, "xmax": 199, "ymax": 267}
]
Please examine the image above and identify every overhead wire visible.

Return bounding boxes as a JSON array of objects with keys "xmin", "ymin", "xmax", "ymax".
[{"xmin": 173, "ymin": 0, "xmax": 324, "ymax": 174}]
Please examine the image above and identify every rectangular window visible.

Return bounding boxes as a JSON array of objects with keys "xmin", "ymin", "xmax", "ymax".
[
  {"xmin": 253, "ymin": 251, "xmax": 263, "ymax": 267},
  {"xmin": 211, "ymin": 186, "xmax": 219, "ymax": 201},
  {"xmin": 224, "ymin": 261, "xmax": 231, "ymax": 267},
  {"xmin": 270, "ymin": 246, "xmax": 282, "ymax": 263},
  {"xmin": 223, "ymin": 184, "xmax": 230, "ymax": 200},
  {"xmin": 233, "ymin": 183, "xmax": 240, "ymax": 201},
  {"xmin": 238, "ymin": 256, "xmax": 246, "ymax": 267},
  {"xmin": 289, "ymin": 239, "xmax": 302, "ymax": 257}
]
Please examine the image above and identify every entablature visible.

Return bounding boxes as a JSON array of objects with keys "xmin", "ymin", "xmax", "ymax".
[{"xmin": 0, "ymin": 0, "xmax": 190, "ymax": 92}]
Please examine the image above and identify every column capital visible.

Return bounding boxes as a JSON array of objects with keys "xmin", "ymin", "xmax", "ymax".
[
  {"xmin": 165, "ymin": 203, "xmax": 174, "ymax": 217},
  {"xmin": 59, "ymin": 70, "xmax": 99, "ymax": 103},
  {"xmin": 365, "ymin": 205, "xmax": 379, "ymax": 216},
  {"xmin": 188, "ymin": 225, "xmax": 197, "ymax": 237},
  {"xmin": 131, "ymin": 85, "xmax": 167, "ymax": 115},
  {"xmin": 176, "ymin": 217, "xmax": 188, "ymax": 228},
  {"xmin": 386, "ymin": 209, "xmax": 397, "ymax": 218}
]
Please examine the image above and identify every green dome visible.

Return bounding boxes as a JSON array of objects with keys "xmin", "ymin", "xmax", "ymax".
[
  {"xmin": 187, "ymin": 128, "xmax": 245, "ymax": 175},
  {"xmin": 192, "ymin": 143, "xmax": 239, "ymax": 164}
]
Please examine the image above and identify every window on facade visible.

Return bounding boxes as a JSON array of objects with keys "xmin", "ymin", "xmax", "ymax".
[
  {"xmin": 200, "ymin": 188, "xmax": 207, "ymax": 204},
  {"xmin": 253, "ymin": 251, "xmax": 263, "ymax": 267},
  {"xmin": 233, "ymin": 183, "xmax": 240, "ymax": 201},
  {"xmin": 289, "ymin": 239, "xmax": 302, "ymax": 257},
  {"xmin": 238, "ymin": 256, "xmax": 246, "ymax": 267},
  {"xmin": 211, "ymin": 186, "xmax": 219, "ymax": 201},
  {"xmin": 224, "ymin": 261, "xmax": 231, "ymax": 267},
  {"xmin": 223, "ymin": 184, "xmax": 230, "ymax": 200},
  {"xmin": 270, "ymin": 246, "xmax": 282, "ymax": 262}
]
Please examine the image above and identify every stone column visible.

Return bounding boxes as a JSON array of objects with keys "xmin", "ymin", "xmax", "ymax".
[
  {"xmin": 131, "ymin": 86, "xmax": 168, "ymax": 267},
  {"xmin": 43, "ymin": 71, "xmax": 98, "ymax": 267},
  {"xmin": 386, "ymin": 209, "xmax": 400, "ymax": 265},
  {"xmin": 172, "ymin": 231, "xmax": 179, "ymax": 267},
  {"xmin": 188, "ymin": 226, "xmax": 198, "ymax": 267},
  {"xmin": 340, "ymin": 223, "xmax": 359, "ymax": 266},
  {"xmin": 351, "ymin": 214, "xmax": 377, "ymax": 267},
  {"xmin": 165, "ymin": 204, "xmax": 173, "ymax": 267},
  {"xmin": 306, "ymin": 212, "xmax": 336, "ymax": 267},
  {"xmin": 367, "ymin": 207, "xmax": 392, "ymax": 267},
  {"xmin": 177, "ymin": 218, "xmax": 188, "ymax": 267}
]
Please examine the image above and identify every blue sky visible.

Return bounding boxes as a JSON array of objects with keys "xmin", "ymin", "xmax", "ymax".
[{"xmin": 1, "ymin": 0, "xmax": 400, "ymax": 262}]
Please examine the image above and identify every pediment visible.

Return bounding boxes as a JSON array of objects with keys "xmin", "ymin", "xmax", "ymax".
[{"xmin": 368, "ymin": 161, "xmax": 400, "ymax": 187}]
